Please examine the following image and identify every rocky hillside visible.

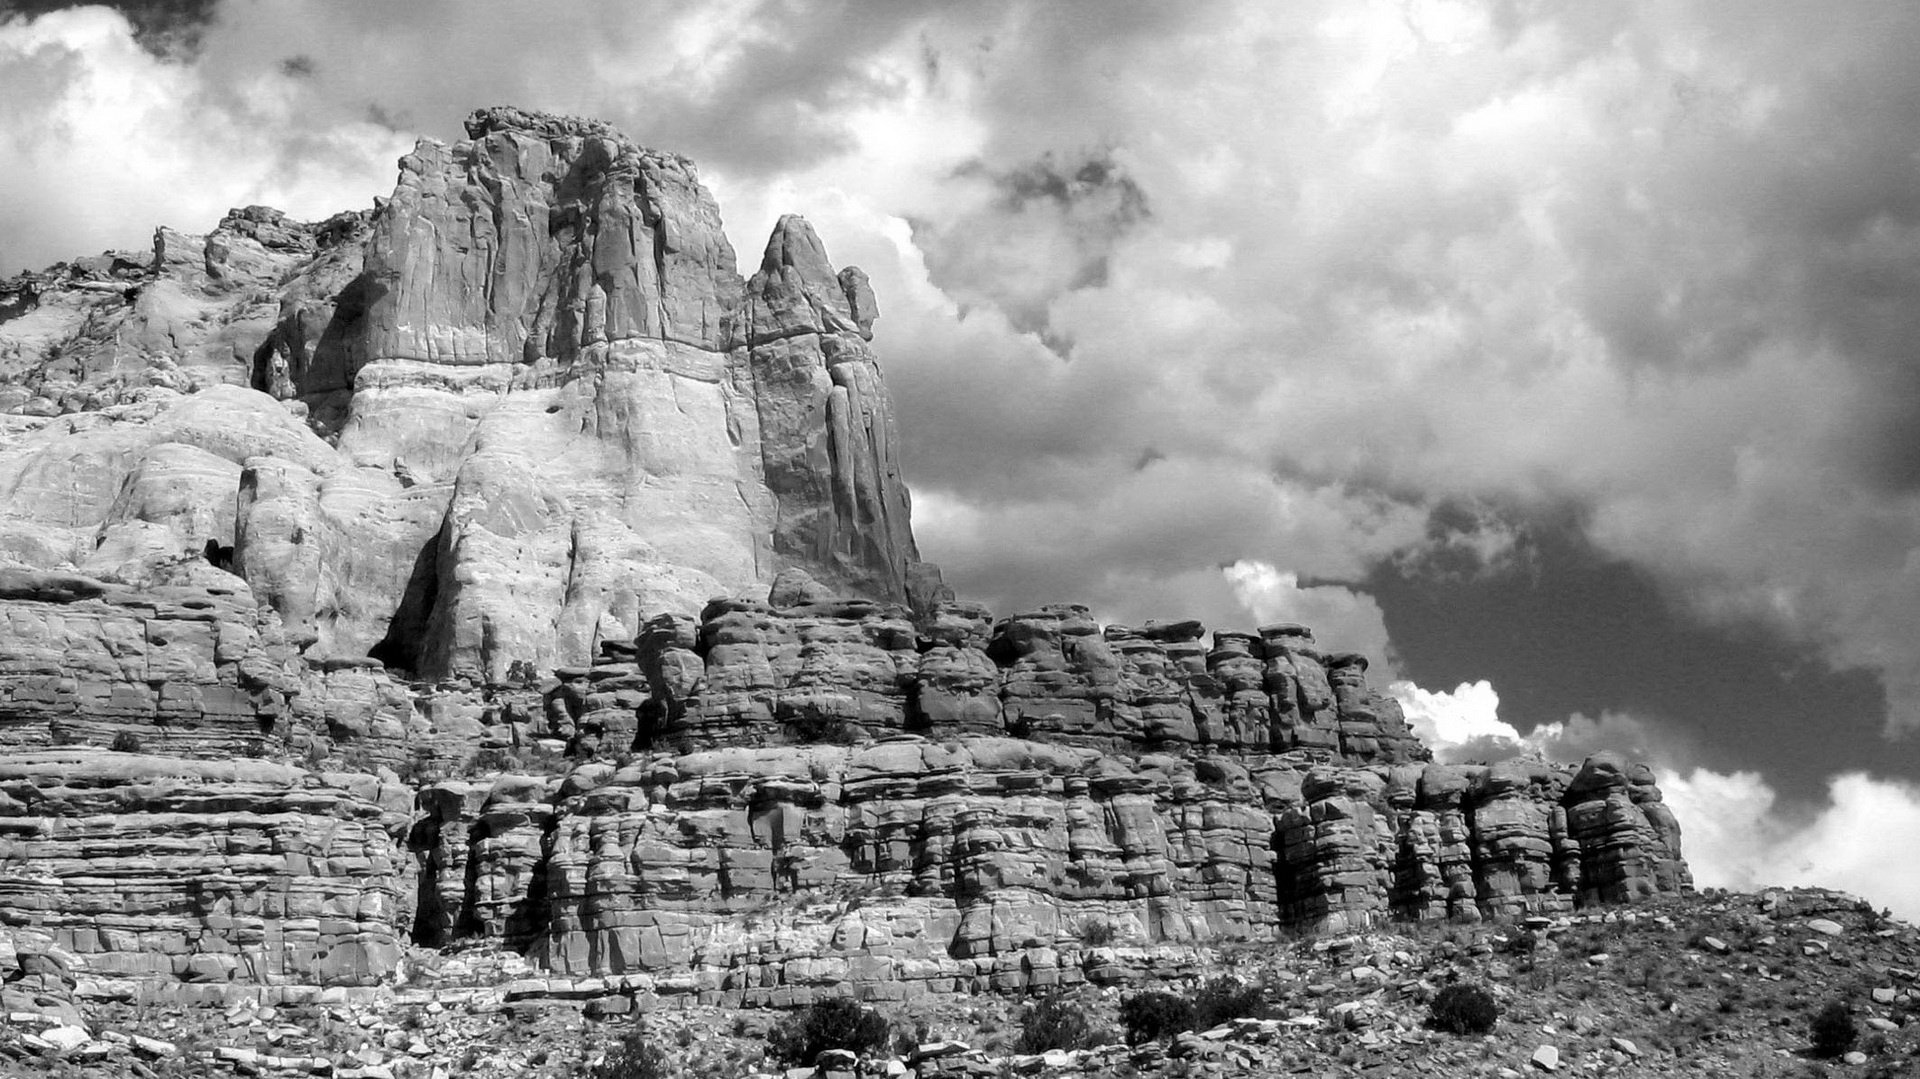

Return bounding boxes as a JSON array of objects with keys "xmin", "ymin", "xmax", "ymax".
[
  {"xmin": 2, "ymin": 107, "xmax": 1699, "ymax": 1076},
  {"xmin": 7, "ymin": 887, "xmax": 1917, "ymax": 1077}
]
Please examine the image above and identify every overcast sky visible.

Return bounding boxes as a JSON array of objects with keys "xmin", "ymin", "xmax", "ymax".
[{"xmin": 5, "ymin": 1, "xmax": 1920, "ymax": 916}]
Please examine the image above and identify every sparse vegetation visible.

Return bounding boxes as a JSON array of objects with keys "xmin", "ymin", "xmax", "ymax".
[
  {"xmin": 591, "ymin": 1021, "xmax": 668, "ymax": 1079},
  {"xmin": 111, "ymin": 731, "xmax": 144, "ymax": 753},
  {"xmin": 766, "ymin": 997, "xmax": 893, "ymax": 1066},
  {"xmin": 1120, "ymin": 990, "xmax": 1195, "ymax": 1045},
  {"xmin": 1810, "ymin": 1000, "xmax": 1857, "ymax": 1058},
  {"xmin": 1192, "ymin": 976, "xmax": 1267, "ymax": 1030},
  {"xmin": 1015, "ymin": 994, "xmax": 1105, "ymax": 1053},
  {"xmin": 1428, "ymin": 983, "xmax": 1500, "ymax": 1035},
  {"xmin": 1076, "ymin": 917, "xmax": 1117, "ymax": 947}
]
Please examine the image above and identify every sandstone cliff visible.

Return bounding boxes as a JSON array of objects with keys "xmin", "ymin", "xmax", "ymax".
[
  {"xmin": 0, "ymin": 108, "xmax": 1690, "ymax": 1010},
  {"xmin": 1, "ymin": 106, "xmax": 925, "ymax": 682}
]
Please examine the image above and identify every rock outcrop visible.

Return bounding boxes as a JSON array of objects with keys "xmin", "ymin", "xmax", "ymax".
[
  {"xmin": 2, "ymin": 106, "xmax": 925, "ymax": 683},
  {"xmin": 0, "ymin": 750, "xmax": 411, "ymax": 995},
  {"xmin": 0, "ymin": 106, "xmax": 1693, "ymax": 1011}
]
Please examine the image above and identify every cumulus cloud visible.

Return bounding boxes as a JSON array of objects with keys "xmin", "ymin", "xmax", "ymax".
[
  {"xmin": 0, "ymin": 9, "xmax": 406, "ymax": 272},
  {"xmin": 1663, "ymin": 768, "xmax": 1920, "ymax": 923},
  {"xmin": 1387, "ymin": 678, "xmax": 1520, "ymax": 756},
  {"xmin": 1223, "ymin": 560, "xmax": 1395, "ymax": 667},
  {"xmin": 1386, "ymin": 677, "xmax": 1920, "ymax": 920}
]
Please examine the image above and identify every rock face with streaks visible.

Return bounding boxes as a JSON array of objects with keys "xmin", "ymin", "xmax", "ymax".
[
  {"xmin": 0, "ymin": 106, "xmax": 1693, "ymax": 1007},
  {"xmin": 2, "ymin": 105, "xmax": 927, "ymax": 683}
]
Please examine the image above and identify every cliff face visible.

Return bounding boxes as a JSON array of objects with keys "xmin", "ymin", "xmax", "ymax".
[
  {"xmin": 0, "ymin": 108, "xmax": 1690, "ymax": 1006},
  {"xmin": 1, "ymin": 106, "xmax": 923, "ymax": 683}
]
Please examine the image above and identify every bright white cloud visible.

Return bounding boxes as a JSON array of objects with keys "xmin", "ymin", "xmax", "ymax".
[
  {"xmin": 1223, "ymin": 560, "xmax": 1394, "ymax": 667},
  {"xmin": 1663, "ymin": 768, "xmax": 1920, "ymax": 923},
  {"xmin": 1386, "ymin": 679, "xmax": 1920, "ymax": 920},
  {"xmin": 0, "ymin": 9, "xmax": 406, "ymax": 273},
  {"xmin": 1386, "ymin": 678, "xmax": 1521, "ymax": 756}
]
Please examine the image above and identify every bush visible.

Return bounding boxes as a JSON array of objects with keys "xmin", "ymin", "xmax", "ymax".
[
  {"xmin": 767, "ymin": 997, "xmax": 893, "ymax": 1066},
  {"xmin": 1075, "ymin": 918, "xmax": 1116, "ymax": 947},
  {"xmin": 110, "ymin": 731, "xmax": 144, "ymax": 753},
  {"xmin": 592, "ymin": 1022, "xmax": 668, "ymax": 1079},
  {"xmin": 1428, "ymin": 984, "xmax": 1500, "ymax": 1035},
  {"xmin": 1120, "ymin": 991, "xmax": 1195, "ymax": 1045},
  {"xmin": 1192, "ymin": 976, "xmax": 1266, "ymax": 1031},
  {"xmin": 1810, "ymin": 1000, "xmax": 1856, "ymax": 1058},
  {"xmin": 1015, "ymin": 995, "xmax": 1104, "ymax": 1053}
]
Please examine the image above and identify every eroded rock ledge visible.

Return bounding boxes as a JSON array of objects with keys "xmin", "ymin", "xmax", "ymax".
[{"xmin": 0, "ymin": 567, "xmax": 1690, "ymax": 1001}]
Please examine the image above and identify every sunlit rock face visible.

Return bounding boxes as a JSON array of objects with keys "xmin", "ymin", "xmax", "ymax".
[
  {"xmin": 0, "ymin": 106, "xmax": 925, "ymax": 682},
  {"xmin": 0, "ymin": 106, "xmax": 1690, "ymax": 1004}
]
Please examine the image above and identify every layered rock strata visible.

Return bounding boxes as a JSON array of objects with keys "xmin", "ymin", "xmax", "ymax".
[
  {"xmin": 0, "ymin": 106, "xmax": 1694, "ymax": 1007},
  {"xmin": 428, "ymin": 598, "xmax": 1685, "ymax": 997},
  {"xmin": 0, "ymin": 750, "xmax": 411, "ymax": 992},
  {"xmin": 0, "ymin": 570, "xmax": 1692, "ymax": 999},
  {"xmin": 418, "ymin": 734, "xmax": 1687, "ymax": 1001}
]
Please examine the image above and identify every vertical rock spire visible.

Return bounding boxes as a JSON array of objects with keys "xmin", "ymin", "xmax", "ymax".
[{"xmin": 743, "ymin": 215, "xmax": 920, "ymax": 605}]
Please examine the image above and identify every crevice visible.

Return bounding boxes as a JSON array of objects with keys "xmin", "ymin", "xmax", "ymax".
[{"xmin": 370, "ymin": 527, "xmax": 444, "ymax": 676}]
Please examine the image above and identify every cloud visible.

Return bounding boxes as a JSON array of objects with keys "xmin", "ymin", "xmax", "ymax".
[
  {"xmin": 912, "ymin": 149, "xmax": 1150, "ymax": 346},
  {"xmin": 7, "ymin": 0, "xmax": 1920, "ymax": 749},
  {"xmin": 1389, "ymin": 668, "xmax": 1702, "ymax": 771},
  {"xmin": 1384, "ymin": 677, "xmax": 1920, "ymax": 920},
  {"xmin": 1224, "ymin": 560, "xmax": 1395, "ymax": 667},
  {"xmin": 1387, "ymin": 678, "xmax": 1519, "ymax": 756},
  {"xmin": 0, "ymin": 8, "xmax": 406, "ymax": 272},
  {"xmin": 1663, "ymin": 768, "xmax": 1920, "ymax": 923}
]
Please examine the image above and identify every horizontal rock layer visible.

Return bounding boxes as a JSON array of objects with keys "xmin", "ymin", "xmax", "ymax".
[
  {"xmin": 609, "ymin": 596, "xmax": 1429, "ymax": 761},
  {"xmin": 418, "ymin": 738, "xmax": 1687, "ymax": 999},
  {"xmin": 0, "ymin": 570, "xmax": 1691, "ymax": 997},
  {"xmin": 0, "ymin": 751, "xmax": 411, "ymax": 988}
]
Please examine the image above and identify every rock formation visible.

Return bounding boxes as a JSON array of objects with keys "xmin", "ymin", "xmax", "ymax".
[
  {"xmin": 0, "ymin": 107, "xmax": 1691, "ymax": 1009},
  {"xmin": 2, "ymin": 106, "xmax": 926, "ymax": 683}
]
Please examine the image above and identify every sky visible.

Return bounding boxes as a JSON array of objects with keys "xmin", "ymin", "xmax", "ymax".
[{"xmin": 4, "ymin": 0, "xmax": 1920, "ymax": 917}]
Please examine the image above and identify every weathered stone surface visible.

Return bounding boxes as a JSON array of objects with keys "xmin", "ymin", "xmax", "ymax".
[
  {"xmin": 616, "ymin": 595, "xmax": 1433, "ymax": 764},
  {"xmin": 394, "ymin": 731, "xmax": 1689, "ymax": 995},
  {"xmin": 0, "ymin": 105, "xmax": 1695, "ymax": 1006},
  {"xmin": 0, "ymin": 206, "xmax": 336, "ymax": 417},
  {"xmin": 744, "ymin": 216, "xmax": 920, "ymax": 602},
  {"xmin": 0, "ymin": 751, "xmax": 411, "ymax": 987},
  {"xmin": 3, "ymin": 106, "xmax": 929, "ymax": 683}
]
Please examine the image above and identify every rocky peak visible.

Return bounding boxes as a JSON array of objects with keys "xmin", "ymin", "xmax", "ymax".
[
  {"xmin": 463, "ymin": 104, "xmax": 638, "ymax": 146},
  {"xmin": 3, "ymin": 106, "xmax": 928, "ymax": 679}
]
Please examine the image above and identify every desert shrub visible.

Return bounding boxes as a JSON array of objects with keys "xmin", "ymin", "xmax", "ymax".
[
  {"xmin": 110, "ymin": 731, "xmax": 144, "ymax": 753},
  {"xmin": 1076, "ymin": 918, "xmax": 1117, "ymax": 947},
  {"xmin": 1428, "ymin": 984, "xmax": 1500, "ymax": 1035},
  {"xmin": 781, "ymin": 708, "xmax": 859, "ymax": 746},
  {"xmin": 1192, "ymin": 976, "xmax": 1266, "ymax": 1031},
  {"xmin": 1015, "ymin": 995, "xmax": 1103, "ymax": 1053},
  {"xmin": 767, "ymin": 997, "xmax": 892, "ymax": 1066},
  {"xmin": 1120, "ymin": 991, "xmax": 1195, "ymax": 1045},
  {"xmin": 1810, "ymin": 1000, "xmax": 1856, "ymax": 1058},
  {"xmin": 592, "ymin": 1020, "xmax": 668, "ymax": 1079}
]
